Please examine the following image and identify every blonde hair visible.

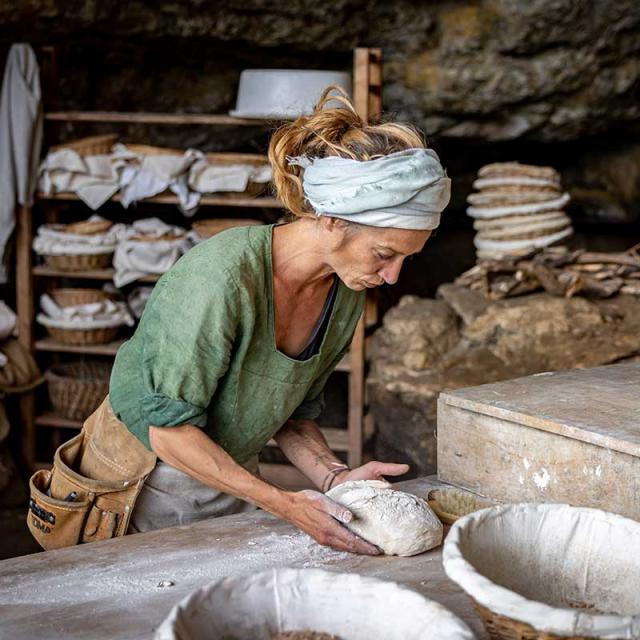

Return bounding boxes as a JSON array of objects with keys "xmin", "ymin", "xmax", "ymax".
[{"xmin": 268, "ymin": 86, "xmax": 426, "ymax": 219}]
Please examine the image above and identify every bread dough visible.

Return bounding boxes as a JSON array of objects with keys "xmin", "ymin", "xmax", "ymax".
[{"xmin": 326, "ymin": 480, "xmax": 443, "ymax": 556}]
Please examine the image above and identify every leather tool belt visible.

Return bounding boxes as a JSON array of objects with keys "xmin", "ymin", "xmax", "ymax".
[{"xmin": 27, "ymin": 397, "xmax": 157, "ymax": 550}]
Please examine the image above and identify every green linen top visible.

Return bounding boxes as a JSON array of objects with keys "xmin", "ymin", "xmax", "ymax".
[{"xmin": 109, "ymin": 224, "xmax": 365, "ymax": 465}]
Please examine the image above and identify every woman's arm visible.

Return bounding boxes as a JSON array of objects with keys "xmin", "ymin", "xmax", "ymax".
[
  {"xmin": 149, "ymin": 424, "xmax": 380, "ymax": 555},
  {"xmin": 274, "ymin": 419, "xmax": 409, "ymax": 490}
]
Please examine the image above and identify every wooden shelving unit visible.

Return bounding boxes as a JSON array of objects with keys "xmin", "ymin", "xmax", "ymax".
[{"xmin": 16, "ymin": 48, "xmax": 382, "ymax": 486}]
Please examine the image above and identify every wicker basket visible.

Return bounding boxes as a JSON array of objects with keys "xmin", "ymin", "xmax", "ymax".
[
  {"xmin": 65, "ymin": 219, "xmax": 113, "ymax": 235},
  {"xmin": 427, "ymin": 488, "xmax": 494, "ymax": 525},
  {"xmin": 129, "ymin": 232, "xmax": 184, "ymax": 243},
  {"xmin": 51, "ymin": 134, "xmax": 118, "ymax": 156},
  {"xmin": 442, "ymin": 503, "xmax": 640, "ymax": 640},
  {"xmin": 44, "ymin": 288, "xmax": 120, "ymax": 345},
  {"xmin": 43, "ymin": 252, "xmax": 113, "ymax": 272},
  {"xmin": 51, "ymin": 288, "xmax": 112, "ymax": 308},
  {"xmin": 44, "ymin": 325, "xmax": 120, "ymax": 345},
  {"xmin": 192, "ymin": 218, "xmax": 263, "ymax": 239},
  {"xmin": 473, "ymin": 602, "xmax": 591, "ymax": 640},
  {"xmin": 45, "ymin": 360, "xmax": 112, "ymax": 421}
]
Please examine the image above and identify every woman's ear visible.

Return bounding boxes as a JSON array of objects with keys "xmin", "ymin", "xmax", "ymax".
[{"xmin": 320, "ymin": 216, "xmax": 350, "ymax": 233}]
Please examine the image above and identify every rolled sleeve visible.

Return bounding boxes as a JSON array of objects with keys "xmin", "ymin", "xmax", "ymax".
[{"xmin": 141, "ymin": 392, "xmax": 208, "ymax": 429}]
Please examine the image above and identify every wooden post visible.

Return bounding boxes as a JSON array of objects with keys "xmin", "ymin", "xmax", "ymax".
[
  {"xmin": 353, "ymin": 48, "xmax": 383, "ymax": 123},
  {"xmin": 347, "ymin": 315, "xmax": 365, "ymax": 468},
  {"xmin": 16, "ymin": 205, "xmax": 35, "ymax": 468},
  {"xmin": 348, "ymin": 48, "xmax": 383, "ymax": 467}
]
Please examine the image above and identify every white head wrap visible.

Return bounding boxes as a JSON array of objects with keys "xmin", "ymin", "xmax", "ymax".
[{"xmin": 288, "ymin": 148, "xmax": 451, "ymax": 230}]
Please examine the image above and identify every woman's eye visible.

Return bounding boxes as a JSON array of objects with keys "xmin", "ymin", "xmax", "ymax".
[{"xmin": 376, "ymin": 251, "xmax": 393, "ymax": 260}]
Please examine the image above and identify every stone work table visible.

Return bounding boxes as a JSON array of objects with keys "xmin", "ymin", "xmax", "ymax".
[{"xmin": 0, "ymin": 476, "xmax": 486, "ymax": 639}]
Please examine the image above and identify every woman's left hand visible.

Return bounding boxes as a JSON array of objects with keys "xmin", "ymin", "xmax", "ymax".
[{"xmin": 333, "ymin": 461, "xmax": 409, "ymax": 488}]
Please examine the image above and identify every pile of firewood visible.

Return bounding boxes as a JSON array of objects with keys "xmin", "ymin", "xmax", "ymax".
[{"xmin": 455, "ymin": 244, "xmax": 640, "ymax": 300}]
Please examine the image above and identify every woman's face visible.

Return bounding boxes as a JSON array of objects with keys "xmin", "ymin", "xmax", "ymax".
[{"xmin": 325, "ymin": 221, "xmax": 432, "ymax": 291}]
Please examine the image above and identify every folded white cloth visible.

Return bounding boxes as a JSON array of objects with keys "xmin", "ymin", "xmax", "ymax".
[
  {"xmin": 38, "ymin": 146, "xmax": 135, "ymax": 210},
  {"xmin": 37, "ymin": 293, "xmax": 134, "ymax": 329},
  {"xmin": 113, "ymin": 217, "xmax": 195, "ymax": 287},
  {"xmin": 33, "ymin": 215, "xmax": 125, "ymax": 256},
  {"xmin": 119, "ymin": 147, "xmax": 203, "ymax": 214},
  {"xmin": 0, "ymin": 301, "xmax": 17, "ymax": 342},
  {"xmin": 189, "ymin": 159, "xmax": 252, "ymax": 194},
  {"xmin": 0, "ymin": 44, "xmax": 43, "ymax": 282}
]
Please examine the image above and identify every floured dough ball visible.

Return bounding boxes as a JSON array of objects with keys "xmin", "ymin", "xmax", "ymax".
[{"xmin": 326, "ymin": 480, "xmax": 443, "ymax": 556}]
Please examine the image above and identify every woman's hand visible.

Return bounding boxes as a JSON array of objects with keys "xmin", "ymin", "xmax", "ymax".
[
  {"xmin": 283, "ymin": 489, "xmax": 381, "ymax": 556},
  {"xmin": 333, "ymin": 461, "xmax": 410, "ymax": 487}
]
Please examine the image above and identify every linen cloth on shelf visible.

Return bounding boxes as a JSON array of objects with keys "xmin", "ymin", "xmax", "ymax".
[
  {"xmin": 33, "ymin": 215, "xmax": 125, "ymax": 256},
  {"xmin": 38, "ymin": 146, "xmax": 135, "ymax": 210},
  {"xmin": 188, "ymin": 158, "xmax": 272, "ymax": 195},
  {"xmin": 0, "ymin": 44, "xmax": 43, "ymax": 283},
  {"xmin": 113, "ymin": 217, "xmax": 196, "ymax": 287},
  {"xmin": 118, "ymin": 146, "xmax": 202, "ymax": 215},
  {"xmin": 37, "ymin": 293, "xmax": 135, "ymax": 330},
  {"xmin": 0, "ymin": 302, "xmax": 17, "ymax": 343},
  {"xmin": 38, "ymin": 142, "xmax": 273, "ymax": 216},
  {"xmin": 0, "ymin": 301, "xmax": 17, "ymax": 368}
]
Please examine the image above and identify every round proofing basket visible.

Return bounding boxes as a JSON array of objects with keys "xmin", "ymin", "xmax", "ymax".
[
  {"xmin": 45, "ymin": 360, "xmax": 111, "ymax": 421},
  {"xmin": 65, "ymin": 219, "xmax": 113, "ymax": 235},
  {"xmin": 155, "ymin": 568, "xmax": 475, "ymax": 640},
  {"xmin": 51, "ymin": 288, "xmax": 112, "ymax": 308},
  {"xmin": 427, "ymin": 488, "xmax": 494, "ymax": 525},
  {"xmin": 45, "ymin": 288, "xmax": 120, "ymax": 345},
  {"xmin": 44, "ymin": 325, "xmax": 120, "ymax": 345},
  {"xmin": 443, "ymin": 503, "xmax": 640, "ymax": 639},
  {"xmin": 51, "ymin": 134, "xmax": 118, "ymax": 156},
  {"xmin": 43, "ymin": 252, "xmax": 113, "ymax": 272}
]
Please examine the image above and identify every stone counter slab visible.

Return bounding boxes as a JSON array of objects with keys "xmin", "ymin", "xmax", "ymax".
[{"xmin": 437, "ymin": 363, "xmax": 640, "ymax": 519}]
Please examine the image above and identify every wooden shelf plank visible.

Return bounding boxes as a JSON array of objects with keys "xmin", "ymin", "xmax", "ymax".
[
  {"xmin": 44, "ymin": 111, "xmax": 274, "ymax": 126},
  {"xmin": 36, "ymin": 191, "xmax": 283, "ymax": 208},
  {"xmin": 35, "ymin": 337, "xmax": 125, "ymax": 356},
  {"xmin": 35, "ymin": 412, "xmax": 83, "ymax": 429},
  {"xmin": 33, "ymin": 265, "xmax": 161, "ymax": 282}
]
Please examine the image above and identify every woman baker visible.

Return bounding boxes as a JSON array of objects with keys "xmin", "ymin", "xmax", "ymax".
[{"xmin": 32, "ymin": 88, "xmax": 450, "ymax": 554}]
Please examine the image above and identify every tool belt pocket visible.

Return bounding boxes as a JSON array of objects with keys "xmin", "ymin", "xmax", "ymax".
[
  {"xmin": 28, "ymin": 466, "xmax": 93, "ymax": 550},
  {"xmin": 27, "ymin": 428, "xmax": 149, "ymax": 551}
]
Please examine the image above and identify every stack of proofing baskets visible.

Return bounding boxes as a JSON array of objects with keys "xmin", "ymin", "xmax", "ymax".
[{"xmin": 466, "ymin": 162, "xmax": 573, "ymax": 260}]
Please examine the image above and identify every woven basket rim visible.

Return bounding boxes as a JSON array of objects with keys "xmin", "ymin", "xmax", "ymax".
[
  {"xmin": 50, "ymin": 134, "xmax": 118, "ymax": 156},
  {"xmin": 45, "ymin": 361, "xmax": 112, "ymax": 381},
  {"xmin": 442, "ymin": 502, "xmax": 640, "ymax": 637}
]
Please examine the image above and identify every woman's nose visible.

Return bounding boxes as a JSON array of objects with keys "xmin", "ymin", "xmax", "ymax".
[{"xmin": 379, "ymin": 258, "xmax": 404, "ymax": 285}]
